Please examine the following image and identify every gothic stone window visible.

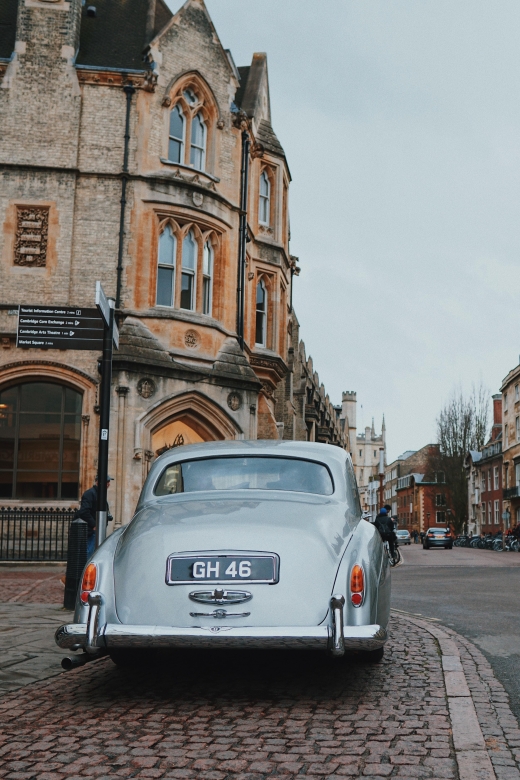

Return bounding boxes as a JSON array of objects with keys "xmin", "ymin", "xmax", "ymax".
[
  {"xmin": 156, "ymin": 221, "xmax": 216, "ymax": 316},
  {"xmin": 167, "ymin": 84, "xmax": 209, "ymax": 172},
  {"xmin": 0, "ymin": 382, "xmax": 82, "ymax": 500},
  {"xmin": 255, "ymin": 279, "xmax": 267, "ymax": 347},
  {"xmin": 14, "ymin": 207, "xmax": 49, "ymax": 267},
  {"xmin": 259, "ymin": 170, "xmax": 271, "ymax": 225}
]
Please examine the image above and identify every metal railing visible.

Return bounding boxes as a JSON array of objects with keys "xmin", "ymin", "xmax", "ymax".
[
  {"xmin": 0, "ymin": 506, "xmax": 77, "ymax": 561},
  {"xmin": 504, "ymin": 486, "xmax": 519, "ymax": 500}
]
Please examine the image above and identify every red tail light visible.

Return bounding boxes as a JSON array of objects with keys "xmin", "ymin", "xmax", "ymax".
[
  {"xmin": 80, "ymin": 563, "xmax": 97, "ymax": 604},
  {"xmin": 350, "ymin": 565, "xmax": 364, "ymax": 607}
]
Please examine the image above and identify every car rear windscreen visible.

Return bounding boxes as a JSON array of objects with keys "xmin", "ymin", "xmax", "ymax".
[{"xmin": 154, "ymin": 456, "xmax": 334, "ymax": 496}]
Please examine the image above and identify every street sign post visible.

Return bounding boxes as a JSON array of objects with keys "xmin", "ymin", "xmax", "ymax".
[
  {"xmin": 95, "ymin": 283, "xmax": 115, "ymax": 549},
  {"xmin": 17, "ymin": 306, "xmax": 104, "ymax": 350}
]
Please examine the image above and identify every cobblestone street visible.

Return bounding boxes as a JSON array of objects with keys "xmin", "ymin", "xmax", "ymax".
[{"xmin": 1, "ymin": 567, "xmax": 520, "ymax": 779}]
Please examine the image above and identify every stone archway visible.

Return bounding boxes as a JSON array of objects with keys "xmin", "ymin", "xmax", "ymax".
[{"xmin": 137, "ymin": 390, "xmax": 243, "ymax": 461}]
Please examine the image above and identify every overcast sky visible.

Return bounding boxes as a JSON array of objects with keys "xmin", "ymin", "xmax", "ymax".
[{"xmin": 187, "ymin": 1, "xmax": 520, "ymax": 461}]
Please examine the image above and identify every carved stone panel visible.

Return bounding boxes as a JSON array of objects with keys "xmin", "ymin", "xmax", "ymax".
[{"xmin": 14, "ymin": 207, "xmax": 49, "ymax": 267}]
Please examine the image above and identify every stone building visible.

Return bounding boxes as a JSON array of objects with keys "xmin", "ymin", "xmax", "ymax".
[
  {"xmin": 465, "ymin": 394, "xmax": 503, "ymax": 535},
  {"xmin": 351, "ymin": 415, "xmax": 386, "ymax": 511},
  {"xmin": 0, "ymin": 0, "xmax": 350, "ymax": 526},
  {"xmin": 499, "ymin": 361, "xmax": 520, "ymax": 527}
]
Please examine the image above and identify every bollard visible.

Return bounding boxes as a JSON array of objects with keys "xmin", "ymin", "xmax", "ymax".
[{"xmin": 63, "ymin": 519, "xmax": 88, "ymax": 610}]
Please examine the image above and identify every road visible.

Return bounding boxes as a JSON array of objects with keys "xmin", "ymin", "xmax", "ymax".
[{"xmin": 393, "ymin": 543, "xmax": 520, "ymax": 721}]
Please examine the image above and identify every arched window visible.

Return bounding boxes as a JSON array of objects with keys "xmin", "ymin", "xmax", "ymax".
[
  {"xmin": 255, "ymin": 280, "xmax": 267, "ymax": 347},
  {"xmin": 157, "ymin": 226, "xmax": 176, "ymax": 307},
  {"xmin": 168, "ymin": 105, "xmax": 185, "ymax": 164},
  {"xmin": 259, "ymin": 170, "xmax": 270, "ymax": 225},
  {"xmin": 181, "ymin": 231, "xmax": 197, "ymax": 310},
  {"xmin": 190, "ymin": 113, "xmax": 206, "ymax": 170},
  {"xmin": 0, "ymin": 382, "xmax": 82, "ymax": 499},
  {"xmin": 202, "ymin": 240, "xmax": 213, "ymax": 315}
]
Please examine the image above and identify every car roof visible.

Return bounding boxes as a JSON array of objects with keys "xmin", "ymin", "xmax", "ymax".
[{"xmin": 152, "ymin": 439, "xmax": 349, "ymax": 469}]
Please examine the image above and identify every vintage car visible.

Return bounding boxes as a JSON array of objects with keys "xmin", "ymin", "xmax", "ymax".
[{"xmin": 56, "ymin": 440, "xmax": 391, "ymax": 665}]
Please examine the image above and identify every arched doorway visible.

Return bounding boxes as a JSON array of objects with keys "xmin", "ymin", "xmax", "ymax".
[{"xmin": 152, "ymin": 419, "xmax": 205, "ymax": 457}]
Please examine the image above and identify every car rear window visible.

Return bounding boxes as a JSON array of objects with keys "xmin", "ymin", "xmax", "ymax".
[{"xmin": 154, "ymin": 456, "xmax": 334, "ymax": 496}]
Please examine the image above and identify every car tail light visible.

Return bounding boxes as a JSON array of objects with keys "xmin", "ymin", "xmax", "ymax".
[
  {"xmin": 350, "ymin": 564, "xmax": 364, "ymax": 607},
  {"xmin": 80, "ymin": 562, "xmax": 97, "ymax": 604}
]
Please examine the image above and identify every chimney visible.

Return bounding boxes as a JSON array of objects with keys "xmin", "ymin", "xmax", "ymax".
[{"xmin": 493, "ymin": 394, "xmax": 502, "ymax": 426}]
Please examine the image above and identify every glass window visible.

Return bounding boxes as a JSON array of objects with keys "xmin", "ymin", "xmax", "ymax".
[
  {"xmin": 488, "ymin": 501, "xmax": 492, "ymax": 523},
  {"xmin": 516, "ymin": 417, "xmax": 519, "ymax": 441},
  {"xmin": 259, "ymin": 171, "xmax": 270, "ymax": 225},
  {"xmin": 505, "ymin": 425, "xmax": 509, "ymax": 448},
  {"xmin": 190, "ymin": 113, "xmax": 206, "ymax": 170},
  {"xmin": 487, "ymin": 470, "xmax": 492, "ymax": 491},
  {"xmin": 0, "ymin": 382, "xmax": 82, "ymax": 500},
  {"xmin": 494, "ymin": 500, "xmax": 500, "ymax": 524},
  {"xmin": 157, "ymin": 226, "xmax": 176, "ymax": 307},
  {"xmin": 255, "ymin": 280, "xmax": 267, "ymax": 346},
  {"xmin": 516, "ymin": 384, "xmax": 519, "ymax": 401},
  {"xmin": 435, "ymin": 511, "xmax": 446, "ymax": 524},
  {"xmin": 494, "ymin": 466, "xmax": 499, "ymax": 490},
  {"xmin": 155, "ymin": 456, "xmax": 334, "ymax": 496},
  {"xmin": 168, "ymin": 105, "xmax": 185, "ymax": 164},
  {"xmin": 504, "ymin": 392, "xmax": 508, "ymax": 411},
  {"xmin": 516, "ymin": 462, "xmax": 520, "ymax": 487},
  {"xmin": 202, "ymin": 240, "xmax": 213, "ymax": 315},
  {"xmin": 181, "ymin": 231, "xmax": 197, "ymax": 310}
]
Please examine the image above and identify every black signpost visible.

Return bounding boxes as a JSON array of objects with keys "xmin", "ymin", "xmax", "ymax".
[
  {"xmin": 16, "ymin": 286, "xmax": 119, "ymax": 551},
  {"xmin": 94, "ymin": 282, "xmax": 116, "ymax": 549}
]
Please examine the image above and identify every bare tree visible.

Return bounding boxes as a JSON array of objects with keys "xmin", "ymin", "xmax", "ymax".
[{"xmin": 431, "ymin": 384, "xmax": 489, "ymax": 533}]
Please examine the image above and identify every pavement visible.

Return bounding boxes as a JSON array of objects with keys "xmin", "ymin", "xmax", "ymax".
[
  {"xmin": 0, "ymin": 560, "xmax": 519, "ymax": 779},
  {"xmin": 392, "ymin": 544, "xmax": 520, "ymax": 723}
]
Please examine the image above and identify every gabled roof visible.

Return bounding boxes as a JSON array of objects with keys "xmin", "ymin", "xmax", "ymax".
[
  {"xmin": 150, "ymin": 0, "xmax": 238, "ymax": 83},
  {"xmin": 77, "ymin": 0, "xmax": 172, "ymax": 70},
  {"xmin": 0, "ymin": 0, "xmax": 17, "ymax": 60}
]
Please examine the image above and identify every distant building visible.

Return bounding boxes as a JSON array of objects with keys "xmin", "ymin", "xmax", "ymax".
[
  {"xmin": 501, "ymin": 364, "xmax": 520, "ymax": 529},
  {"xmin": 465, "ymin": 394, "xmax": 503, "ymax": 535},
  {"xmin": 384, "ymin": 450, "xmax": 417, "ymax": 517},
  {"xmin": 351, "ymin": 415, "xmax": 386, "ymax": 512},
  {"xmin": 391, "ymin": 444, "xmax": 453, "ymax": 532}
]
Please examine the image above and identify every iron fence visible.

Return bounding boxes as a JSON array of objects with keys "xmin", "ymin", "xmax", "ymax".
[{"xmin": 0, "ymin": 506, "xmax": 77, "ymax": 561}]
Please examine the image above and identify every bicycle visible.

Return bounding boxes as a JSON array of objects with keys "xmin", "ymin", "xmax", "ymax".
[{"xmin": 384, "ymin": 540, "xmax": 402, "ymax": 567}]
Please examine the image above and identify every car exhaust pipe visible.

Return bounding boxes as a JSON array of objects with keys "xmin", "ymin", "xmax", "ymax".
[
  {"xmin": 61, "ymin": 652, "xmax": 95, "ymax": 671},
  {"xmin": 330, "ymin": 594, "xmax": 346, "ymax": 656}
]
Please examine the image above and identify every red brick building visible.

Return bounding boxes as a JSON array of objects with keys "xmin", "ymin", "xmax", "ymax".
[{"xmin": 396, "ymin": 471, "xmax": 451, "ymax": 533}]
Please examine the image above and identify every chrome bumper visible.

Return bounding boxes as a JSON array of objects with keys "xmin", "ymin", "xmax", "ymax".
[{"xmin": 55, "ymin": 621, "xmax": 387, "ymax": 652}]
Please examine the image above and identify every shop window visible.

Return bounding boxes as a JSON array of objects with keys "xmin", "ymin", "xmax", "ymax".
[
  {"xmin": 255, "ymin": 279, "xmax": 267, "ymax": 346},
  {"xmin": 0, "ymin": 382, "xmax": 82, "ymax": 500},
  {"xmin": 156, "ymin": 225, "xmax": 176, "ymax": 307}
]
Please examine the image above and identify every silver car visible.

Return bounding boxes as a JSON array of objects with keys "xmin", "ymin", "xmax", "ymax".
[{"xmin": 56, "ymin": 441, "xmax": 390, "ymax": 665}]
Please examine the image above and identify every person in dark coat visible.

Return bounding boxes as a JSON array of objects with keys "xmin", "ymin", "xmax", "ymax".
[
  {"xmin": 374, "ymin": 507, "xmax": 398, "ymax": 559},
  {"xmin": 78, "ymin": 476, "xmax": 113, "ymax": 558}
]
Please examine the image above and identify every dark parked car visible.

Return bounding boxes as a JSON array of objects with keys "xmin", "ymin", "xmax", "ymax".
[{"xmin": 423, "ymin": 528, "xmax": 453, "ymax": 550}]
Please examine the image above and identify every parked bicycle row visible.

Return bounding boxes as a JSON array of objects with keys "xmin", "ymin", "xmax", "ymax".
[{"xmin": 454, "ymin": 530, "xmax": 520, "ymax": 551}]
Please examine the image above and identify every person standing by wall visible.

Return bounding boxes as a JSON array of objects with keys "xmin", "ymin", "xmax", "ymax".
[{"xmin": 77, "ymin": 476, "xmax": 113, "ymax": 558}]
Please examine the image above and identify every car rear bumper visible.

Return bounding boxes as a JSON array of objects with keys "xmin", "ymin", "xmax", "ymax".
[{"xmin": 55, "ymin": 622, "xmax": 388, "ymax": 652}]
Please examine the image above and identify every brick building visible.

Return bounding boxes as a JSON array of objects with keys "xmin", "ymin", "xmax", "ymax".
[
  {"xmin": 0, "ymin": 0, "xmax": 351, "ymax": 525},
  {"xmin": 465, "ymin": 394, "xmax": 503, "ymax": 535},
  {"xmin": 500, "ymin": 363, "xmax": 520, "ymax": 527},
  {"xmin": 392, "ymin": 444, "xmax": 453, "ymax": 532}
]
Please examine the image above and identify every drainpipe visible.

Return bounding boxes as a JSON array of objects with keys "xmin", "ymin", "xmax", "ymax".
[
  {"xmin": 236, "ymin": 128, "xmax": 250, "ymax": 351},
  {"xmin": 116, "ymin": 84, "xmax": 136, "ymax": 310}
]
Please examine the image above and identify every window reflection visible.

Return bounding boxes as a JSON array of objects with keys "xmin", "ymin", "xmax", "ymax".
[{"xmin": 0, "ymin": 383, "xmax": 82, "ymax": 500}]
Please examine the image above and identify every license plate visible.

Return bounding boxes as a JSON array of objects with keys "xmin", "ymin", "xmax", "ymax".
[{"xmin": 166, "ymin": 554, "xmax": 279, "ymax": 585}]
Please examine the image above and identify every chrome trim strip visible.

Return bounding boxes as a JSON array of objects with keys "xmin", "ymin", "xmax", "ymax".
[
  {"xmin": 189, "ymin": 589, "xmax": 253, "ymax": 605},
  {"xmin": 55, "ymin": 622, "xmax": 387, "ymax": 651},
  {"xmin": 189, "ymin": 609, "xmax": 251, "ymax": 619},
  {"xmin": 330, "ymin": 594, "xmax": 346, "ymax": 656}
]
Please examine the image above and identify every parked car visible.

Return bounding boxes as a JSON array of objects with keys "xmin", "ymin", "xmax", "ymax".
[
  {"xmin": 56, "ymin": 441, "xmax": 391, "ymax": 665},
  {"xmin": 423, "ymin": 528, "xmax": 453, "ymax": 550},
  {"xmin": 396, "ymin": 529, "xmax": 411, "ymax": 546}
]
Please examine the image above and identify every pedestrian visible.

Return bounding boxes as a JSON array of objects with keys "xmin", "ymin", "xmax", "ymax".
[
  {"xmin": 374, "ymin": 507, "xmax": 398, "ymax": 560},
  {"xmin": 413, "ymin": 529, "xmax": 419, "ymax": 544},
  {"xmin": 420, "ymin": 531, "xmax": 425, "ymax": 544},
  {"xmin": 77, "ymin": 475, "xmax": 113, "ymax": 558}
]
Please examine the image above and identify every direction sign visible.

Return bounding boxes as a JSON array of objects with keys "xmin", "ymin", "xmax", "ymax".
[
  {"xmin": 17, "ymin": 306, "xmax": 104, "ymax": 350},
  {"xmin": 95, "ymin": 281, "xmax": 111, "ymax": 328}
]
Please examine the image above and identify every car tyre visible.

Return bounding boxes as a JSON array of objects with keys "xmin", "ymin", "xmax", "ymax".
[{"xmin": 362, "ymin": 646, "xmax": 384, "ymax": 663}]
